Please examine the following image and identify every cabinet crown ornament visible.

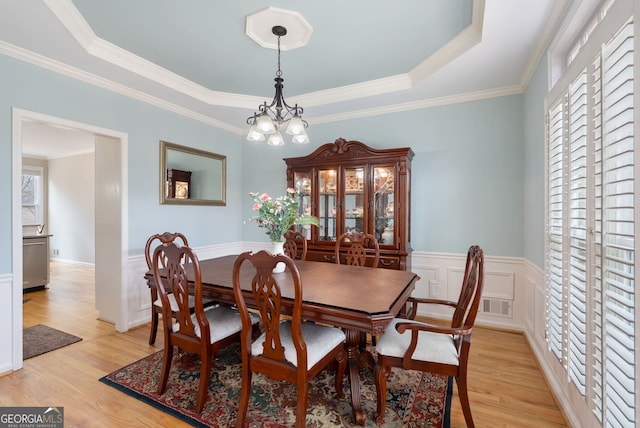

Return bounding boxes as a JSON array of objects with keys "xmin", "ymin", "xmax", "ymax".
[{"xmin": 284, "ymin": 138, "xmax": 415, "ymax": 166}]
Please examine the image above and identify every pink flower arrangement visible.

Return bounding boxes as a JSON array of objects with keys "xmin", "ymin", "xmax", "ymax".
[{"xmin": 248, "ymin": 188, "xmax": 318, "ymax": 242}]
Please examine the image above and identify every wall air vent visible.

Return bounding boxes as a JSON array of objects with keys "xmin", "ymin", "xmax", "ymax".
[{"xmin": 481, "ymin": 298, "xmax": 512, "ymax": 318}]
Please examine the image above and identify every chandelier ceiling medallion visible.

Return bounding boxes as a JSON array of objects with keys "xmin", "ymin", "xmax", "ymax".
[{"xmin": 246, "ymin": 25, "xmax": 310, "ymax": 146}]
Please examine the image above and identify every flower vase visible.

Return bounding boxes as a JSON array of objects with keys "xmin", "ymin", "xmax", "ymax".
[{"xmin": 271, "ymin": 240, "xmax": 286, "ymax": 273}]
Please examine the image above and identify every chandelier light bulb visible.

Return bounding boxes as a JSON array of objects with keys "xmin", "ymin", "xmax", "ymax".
[
  {"xmin": 285, "ymin": 114, "xmax": 305, "ymax": 135},
  {"xmin": 291, "ymin": 132, "xmax": 309, "ymax": 144},
  {"xmin": 267, "ymin": 131, "xmax": 285, "ymax": 146},
  {"xmin": 246, "ymin": 124, "xmax": 265, "ymax": 142},
  {"xmin": 256, "ymin": 113, "xmax": 276, "ymax": 134}
]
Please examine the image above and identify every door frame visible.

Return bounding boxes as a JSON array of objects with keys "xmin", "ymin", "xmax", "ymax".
[{"xmin": 11, "ymin": 108, "xmax": 129, "ymax": 370}]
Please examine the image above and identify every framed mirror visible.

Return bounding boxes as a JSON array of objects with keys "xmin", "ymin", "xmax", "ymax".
[{"xmin": 159, "ymin": 140, "xmax": 226, "ymax": 206}]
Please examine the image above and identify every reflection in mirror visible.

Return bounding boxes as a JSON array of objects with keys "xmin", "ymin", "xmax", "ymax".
[{"xmin": 159, "ymin": 140, "xmax": 226, "ymax": 206}]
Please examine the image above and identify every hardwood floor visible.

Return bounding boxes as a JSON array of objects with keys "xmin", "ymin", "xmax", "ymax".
[{"xmin": 1, "ymin": 261, "xmax": 568, "ymax": 427}]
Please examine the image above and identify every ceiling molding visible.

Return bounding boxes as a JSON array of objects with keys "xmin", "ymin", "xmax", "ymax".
[
  {"xmin": 517, "ymin": 0, "xmax": 571, "ymax": 91},
  {"xmin": 408, "ymin": 0, "xmax": 484, "ymax": 85},
  {"xmin": 0, "ymin": 40, "xmax": 243, "ymax": 134},
  {"xmin": 43, "ymin": 0, "xmax": 96, "ymax": 51},
  {"xmin": 4, "ymin": 0, "xmax": 558, "ymax": 137},
  {"xmin": 245, "ymin": 6, "xmax": 313, "ymax": 50},
  {"xmin": 311, "ymin": 84, "xmax": 523, "ymax": 125},
  {"xmin": 41, "ymin": 0, "xmax": 488, "ymax": 112},
  {"xmin": 0, "ymin": 35, "xmax": 524, "ymax": 137},
  {"xmin": 298, "ymin": 74, "xmax": 413, "ymax": 107}
]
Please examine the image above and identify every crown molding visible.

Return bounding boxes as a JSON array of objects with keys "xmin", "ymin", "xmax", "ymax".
[
  {"xmin": 298, "ymin": 74, "xmax": 413, "ymax": 107},
  {"xmin": 0, "ymin": 40, "xmax": 242, "ymax": 134},
  {"xmin": 408, "ymin": 0, "xmax": 484, "ymax": 84},
  {"xmin": 310, "ymin": 84, "xmax": 523, "ymax": 125},
  {"xmin": 1, "ymin": 36, "xmax": 523, "ymax": 135}
]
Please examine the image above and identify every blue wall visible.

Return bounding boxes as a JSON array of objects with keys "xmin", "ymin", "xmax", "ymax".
[
  {"xmin": 242, "ymin": 96, "xmax": 526, "ymax": 257},
  {"xmin": 0, "ymin": 54, "xmax": 243, "ymax": 273},
  {"xmin": 1, "ymin": 53, "xmax": 532, "ymax": 275},
  {"xmin": 523, "ymin": 56, "xmax": 548, "ymax": 269}
]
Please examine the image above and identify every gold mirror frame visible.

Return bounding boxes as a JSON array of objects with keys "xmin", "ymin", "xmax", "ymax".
[{"xmin": 159, "ymin": 140, "xmax": 226, "ymax": 206}]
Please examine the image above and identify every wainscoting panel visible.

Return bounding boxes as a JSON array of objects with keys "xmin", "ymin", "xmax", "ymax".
[
  {"xmin": 0, "ymin": 273, "xmax": 15, "ymax": 374},
  {"xmin": 410, "ymin": 251, "xmax": 525, "ymax": 331}
]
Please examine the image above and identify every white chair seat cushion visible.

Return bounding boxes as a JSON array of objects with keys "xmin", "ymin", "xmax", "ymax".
[
  {"xmin": 172, "ymin": 305, "xmax": 259, "ymax": 344},
  {"xmin": 251, "ymin": 321, "xmax": 346, "ymax": 370},
  {"xmin": 154, "ymin": 293, "xmax": 196, "ymax": 312},
  {"xmin": 376, "ymin": 318, "xmax": 459, "ymax": 366},
  {"xmin": 154, "ymin": 294, "xmax": 217, "ymax": 312}
]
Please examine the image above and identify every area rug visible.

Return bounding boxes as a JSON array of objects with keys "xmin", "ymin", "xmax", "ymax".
[
  {"xmin": 23, "ymin": 324, "xmax": 82, "ymax": 359},
  {"xmin": 100, "ymin": 343, "xmax": 452, "ymax": 427}
]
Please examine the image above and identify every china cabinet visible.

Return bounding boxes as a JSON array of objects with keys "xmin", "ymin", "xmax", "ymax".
[
  {"xmin": 284, "ymin": 138, "xmax": 414, "ymax": 270},
  {"xmin": 166, "ymin": 168, "xmax": 191, "ymax": 199}
]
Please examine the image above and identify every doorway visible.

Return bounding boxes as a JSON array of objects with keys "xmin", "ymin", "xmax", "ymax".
[{"xmin": 11, "ymin": 108, "xmax": 128, "ymax": 370}]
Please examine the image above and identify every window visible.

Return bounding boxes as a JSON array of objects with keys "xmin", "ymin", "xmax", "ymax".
[
  {"xmin": 22, "ymin": 166, "xmax": 43, "ymax": 226},
  {"xmin": 545, "ymin": 6, "xmax": 635, "ymax": 427}
]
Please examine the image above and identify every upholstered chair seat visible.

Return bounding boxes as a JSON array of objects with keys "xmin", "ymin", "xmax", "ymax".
[
  {"xmin": 251, "ymin": 320, "xmax": 346, "ymax": 370},
  {"xmin": 375, "ymin": 318, "xmax": 459, "ymax": 366},
  {"xmin": 172, "ymin": 304, "xmax": 259, "ymax": 344}
]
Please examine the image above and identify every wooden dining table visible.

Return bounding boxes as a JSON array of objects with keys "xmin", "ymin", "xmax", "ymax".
[{"xmin": 146, "ymin": 254, "xmax": 420, "ymax": 425}]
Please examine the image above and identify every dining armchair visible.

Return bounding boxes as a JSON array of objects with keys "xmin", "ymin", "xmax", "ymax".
[
  {"xmin": 144, "ymin": 232, "xmax": 217, "ymax": 345},
  {"xmin": 334, "ymin": 231, "xmax": 380, "ymax": 267},
  {"xmin": 151, "ymin": 240, "xmax": 259, "ymax": 413},
  {"xmin": 283, "ymin": 229, "xmax": 308, "ymax": 260},
  {"xmin": 373, "ymin": 245, "xmax": 484, "ymax": 427},
  {"xmin": 232, "ymin": 250, "xmax": 347, "ymax": 428}
]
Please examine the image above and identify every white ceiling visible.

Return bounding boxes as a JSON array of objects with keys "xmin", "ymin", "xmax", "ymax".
[{"xmin": 1, "ymin": 0, "xmax": 569, "ymax": 158}]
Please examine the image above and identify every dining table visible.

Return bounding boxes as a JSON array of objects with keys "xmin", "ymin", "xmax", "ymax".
[{"xmin": 146, "ymin": 254, "xmax": 420, "ymax": 425}]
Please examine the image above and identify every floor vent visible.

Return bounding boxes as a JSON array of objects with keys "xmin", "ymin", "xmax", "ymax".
[{"xmin": 481, "ymin": 298, "xmax": 512, "ymax": 317}]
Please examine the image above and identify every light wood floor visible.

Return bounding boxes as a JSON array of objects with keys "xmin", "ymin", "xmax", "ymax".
[{"xmin": 1, "ymin": 261, "xmax": 568, "ymax": 427}]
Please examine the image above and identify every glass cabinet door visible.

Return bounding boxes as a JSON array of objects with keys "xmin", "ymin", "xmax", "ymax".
[
  {"xmin": 318, "ymin": 169, "xmax": 337, "ymax": 241},
  {"xmin": 344, "ymin": 167, "xmax": 365, "ymax": 234},
  {"xmin": 293, "ymin": 171, "xmax": 312, "ymax": 239},
  {"xmin": 373, "ymin": 166, "xmax": 395, "ymax": 245}
]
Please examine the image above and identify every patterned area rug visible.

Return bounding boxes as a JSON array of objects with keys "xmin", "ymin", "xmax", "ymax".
[
  {"xmin": 100, "ymin": 343, "xmax": 451, "ymax": 427},
  {"xmin": 23, "ymin": 324, "xmax": 82, "ymax": 360}
]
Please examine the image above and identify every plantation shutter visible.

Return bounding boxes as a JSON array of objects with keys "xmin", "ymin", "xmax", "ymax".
[
  {"xmin": 599, "ymin": 17, "xmax": 635, "ymax": 427},
  {"xmin": 545, "ymin": 9, "xmax": 635, "ymax": 427},
  {"xmin": 546, "ymin": 99, "xmax": 565, "ymax": 361},
  {"xmin": 568, "ymin": 70, "xmax": 589, "ymax": 396}
]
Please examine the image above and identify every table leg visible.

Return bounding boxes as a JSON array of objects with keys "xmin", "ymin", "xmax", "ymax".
[{"xmin": 345, "ymin": 328, "xmax": 367, "ymax": 425}]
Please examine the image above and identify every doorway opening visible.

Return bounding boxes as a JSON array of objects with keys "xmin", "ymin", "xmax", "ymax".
[{"xmin": 11, "ymin": 108, "xmax": 128, "ymax": 370}]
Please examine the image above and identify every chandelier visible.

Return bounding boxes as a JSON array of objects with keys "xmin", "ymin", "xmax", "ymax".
[{"xmin": 246, "ymin": 25, "xmax": 309, "ymax": 146}]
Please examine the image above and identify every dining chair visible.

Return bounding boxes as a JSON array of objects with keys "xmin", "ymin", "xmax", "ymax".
[
  {"xmin": 373, "ymin": 245, "xmax": 484, "ymax": 427},
  {"xmin": 283, "ymin": 229, "xmax": 308, "ymax": 260},
  {"xmin": 232, "ymin": 250, "xmax": 347, "ymax": 428},
  {"xmin": 144, "ymin": 232, "xmax": 217, "ymax": 345},
  {"xmin": 334, "ymin": 231, "xmax": 380, "ymax": 268},
  {"xmin": 151, "ymin": 240, "xmax": 259, "ymax": 413},
  {"xmin": 335, "ymin": 231, "xmax": 381, "ymax": 347}
]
